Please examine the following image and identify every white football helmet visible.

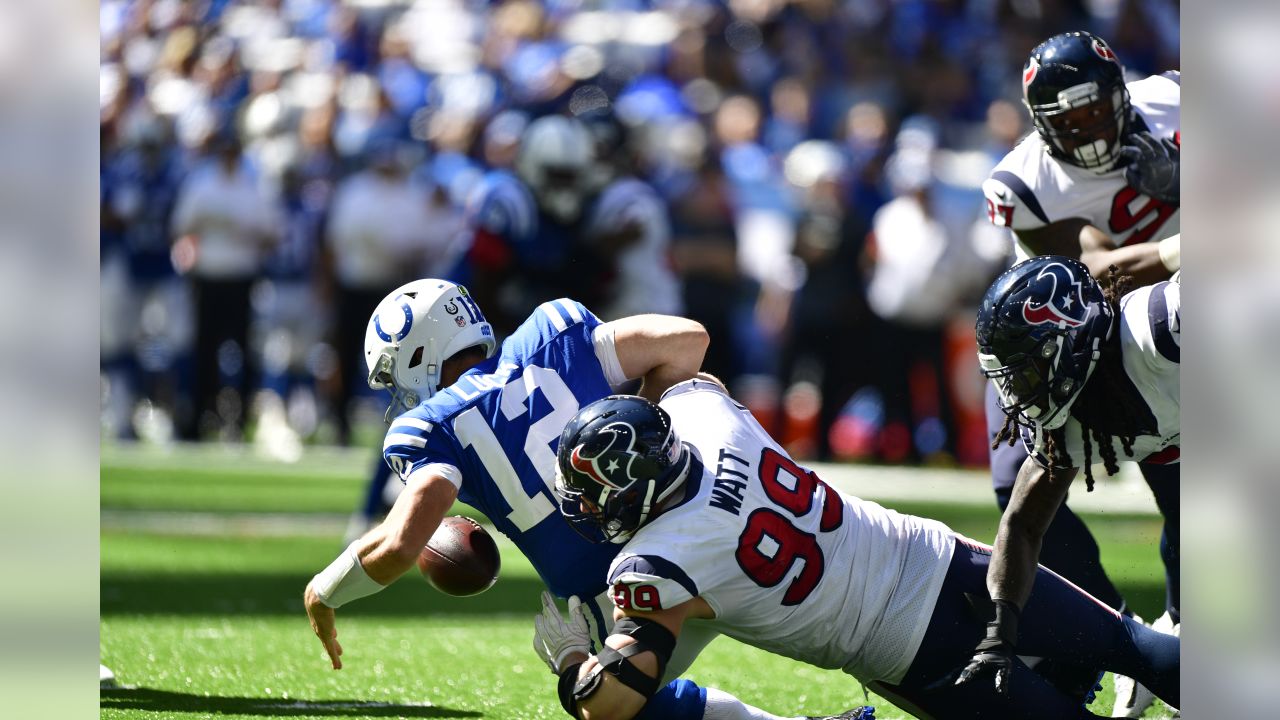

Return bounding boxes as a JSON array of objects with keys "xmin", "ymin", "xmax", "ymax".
[
  {"xmin": 516, "ymin": 115, "xmax": 596, "ymax": 223},
  {"xmin": 364, "ymin": 279, "xmax": 497, "ymax": 416}
]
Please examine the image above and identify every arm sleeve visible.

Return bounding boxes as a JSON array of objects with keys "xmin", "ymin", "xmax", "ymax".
[
  {"xmin": 403, "ymin": 462, "xmax": 463, "ymax": 490},
  {"xmin": 591, "ymin": 324, "xmax": 628, "ymax": 388}
]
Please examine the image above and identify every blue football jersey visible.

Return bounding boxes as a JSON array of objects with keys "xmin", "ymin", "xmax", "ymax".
[{"xmin": 383, "ymin": 298, "xmax": 621, "ymax": 599}]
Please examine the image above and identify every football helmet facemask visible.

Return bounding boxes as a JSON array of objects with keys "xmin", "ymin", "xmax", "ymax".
[
  {"xmin": 554, "ymin": 395, "xmax": 693, "ymax": 544},
  {"xmin": 516, "ymin": 115, "xmax": 596, "ymax": 223},
  {"xmin": 1023, "ymin": 32, "xmax": 1130, "ymax": 171},
  {"xmin": 976, "ymin": 256, "xmax": 1114, "ymax": 431},
  {"xmin": 364, "ymin": 279, "xmax": 496, "ymax": 418}
]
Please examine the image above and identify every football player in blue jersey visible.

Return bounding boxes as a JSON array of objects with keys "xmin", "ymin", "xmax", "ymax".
[
  {"xmin": 957, "ymin": 258, "xmax": 1179, "ymax": 710},
  {"xmin": 303, "ymin": 279, "xmax": 835, "ymax": 720},
  {"xmin": 464, "ymin": 114, "xmax": 681, "ymax": 336},
  {"xmin": 344, "ymin": 114, "xmax": 681, "ymax": 542}
]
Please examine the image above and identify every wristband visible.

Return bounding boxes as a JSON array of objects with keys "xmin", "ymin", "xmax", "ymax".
[
  {"xmin": 312, "ymin": 543, "xmax": 385, "ymax": 608},
  {"xmin": 990, "ymin": 599, "xmax": 1021, "ymax": 646},
  {"xmin": 1158, "ymin": 234, "xmax": 1180, "ymax": 273}
]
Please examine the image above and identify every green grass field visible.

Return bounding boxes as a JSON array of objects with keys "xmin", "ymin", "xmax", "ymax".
[{"xmin": 101, "ymin": 445, "xmax": 1175, "ymax": 719}]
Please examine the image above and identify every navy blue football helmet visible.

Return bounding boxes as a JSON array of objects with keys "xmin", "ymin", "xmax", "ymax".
[
  {"xmin": 554, "ymin": 395, "xmax": 692, "ymax": 543},
  {"xmin": 1023, "ymin": 32, "xmax": 1130, "ymax": 170},
  {"xmin": 976, "ymin": 256, "xmax": 1114, "ymax": 431}
]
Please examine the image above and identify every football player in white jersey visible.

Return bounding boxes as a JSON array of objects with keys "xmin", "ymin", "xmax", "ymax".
[
  {"xmin": 982, "ymin": 31, "xmax": 1180, "ymax": 284},
  {"xmin": 535, "ymin": 381, "xmax": 1179, "ymax": 720},
  {"xmin": 959, "ymin": 257, "xmax": 1179, "ymax": 710},
  {"xmin": 981, "ymin": 33, "xmax": 1180, "ymax": 715}
]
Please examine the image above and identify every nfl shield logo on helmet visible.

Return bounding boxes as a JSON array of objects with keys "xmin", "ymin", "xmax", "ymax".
[{"xmin": 1021, "ymin": 262, "xmax": 1089, "ymax": 328}]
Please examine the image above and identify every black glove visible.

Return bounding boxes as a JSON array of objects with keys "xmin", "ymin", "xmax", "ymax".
[
  {"xmin": 955, "ymin": 599, "xmax": 1020, "ymax": 695},
  {"xmin": 1118, "ymin": 131, "xmax": 1179, "ymax": 206}
]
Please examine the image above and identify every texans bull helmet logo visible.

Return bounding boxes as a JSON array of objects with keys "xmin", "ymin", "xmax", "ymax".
[
  {"xmin": 569, "ymin": 421, "xmax": 650, "ymax": 491},
  {"xmin": 1091, "ymin": 37, "xmax": 1118, "ymax": 63},
  {"xmin": 1021, "ymin": 261, "xmax": 1088, "ymax": 328}
]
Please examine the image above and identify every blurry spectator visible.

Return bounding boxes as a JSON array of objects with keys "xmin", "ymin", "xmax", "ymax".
[
  {"xmin": 670, "ymin": 156, "xmax": 741, "ymax": 385},
  {"xmin": 714, "ymin": 93, "xmax": 802, "ymax": 428},
  {"xmin": 98, "ymin": 0, "xmax": 1177, "ymax": 464},
  {"xmin": 481, "ymin": 109, "xmax": 529, "ymax": 171},
  {"xmin": 762, "ymin": 76, "xmax": 812, "ymax": 156},
  {"xmin": 171, "ymin": 130, "xmax": 282, "ymax": 440},
  {"xmin": 101, "ymin": 112, "xmax": 191, "ymax": 440},
  {"xmin": 326, "ymin": 138, "xmax": 450, "ymax": 442},
  {"xmin": 862, "ymin": 123, "xmax": 959, "ymax": 463},
  {"xmin": 778, "ymin": 141, "xmax": 874, "ymax": 460},
  {"xmin": 249, "ymin": 156, "xmax": 332, "ymax": 460}
]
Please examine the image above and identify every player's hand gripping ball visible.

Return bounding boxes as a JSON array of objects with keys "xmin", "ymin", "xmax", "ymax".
[{"xmin": 417, "ymin": 516, "xmax": 501, "ymax": 596}]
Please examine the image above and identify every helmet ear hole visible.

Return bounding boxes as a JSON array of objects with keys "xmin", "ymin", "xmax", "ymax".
[{"xmin": 408, "ymin": 346, "xmax": 425, "ymax": 369}]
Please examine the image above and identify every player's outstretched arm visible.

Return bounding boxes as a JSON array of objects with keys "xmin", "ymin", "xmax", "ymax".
[
  {"xmin": 1014, "ymin": 221, "xmax": 1176, "ymax": 286},
  {"xmin": 303, "ymin": 473, "xmax": 458, "ymax": 669},
  {"xmin": 988, "ymin": 456, "xmax": 1078, "ymax": 608},
  {"xmin": 355, "ymin": 473, "xmax": 459, "ymax": 584},
  {"xmin": 605, "ymin": 315, "xmax": 708, "ymax": 402},
  {"xmin": 1077, "ymin": 226, "xmax": 1178, "ymax": 286},
  {"xmin": 956, "ymin": 456, "xmax": 1077, "ymax": 694}
]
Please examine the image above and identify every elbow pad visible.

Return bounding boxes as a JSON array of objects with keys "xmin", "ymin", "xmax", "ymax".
[
  {"xmin": 573, "ymin": 617, "xmax": 676, "ymax": 703},
  {"xmin": 557, "ymin": 662, "xmax": 584, "ymax": 717}
]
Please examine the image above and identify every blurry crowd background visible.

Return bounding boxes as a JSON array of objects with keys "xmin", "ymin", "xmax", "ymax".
[{"xmin": 99, "ymin": 0, "xmax": 1179, "ymax": 465}]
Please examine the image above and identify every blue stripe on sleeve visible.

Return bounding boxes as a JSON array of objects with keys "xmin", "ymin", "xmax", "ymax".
[
  {"xmin": 611, "ymin": 555, "xmax": 700, "ymax": 600},
  {"xmin": 1148, "ymin": 282, "xmax": 1180, "ymax": 364},
  {"xmin": 991, "ymin": 170, "xmax": 1050, "ymax": 225}
]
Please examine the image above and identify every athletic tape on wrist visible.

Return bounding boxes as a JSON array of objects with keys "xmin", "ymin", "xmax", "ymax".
[
  {"xmin": 1158, "ymin": 234, "xmax": 1180, "ymax": 273},
  {"xmin": 312, "ymin": 543, "xmax": 385, "ymax": 609}
]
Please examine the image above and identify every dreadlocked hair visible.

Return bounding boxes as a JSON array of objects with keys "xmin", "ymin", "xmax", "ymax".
[{"xmin": 991, "ymin": 266, "xmax": 1143, "ymax": 492}]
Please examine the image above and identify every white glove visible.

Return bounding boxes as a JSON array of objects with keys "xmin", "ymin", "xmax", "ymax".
[{"xmin": 533, "ymin": 591, "xmax": 592, "ymax": 674}]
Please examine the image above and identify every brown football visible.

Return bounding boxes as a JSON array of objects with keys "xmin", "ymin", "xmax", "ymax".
[{"xmin": 417, "ymin": 515, "xmax": 501, "ymax": 596}]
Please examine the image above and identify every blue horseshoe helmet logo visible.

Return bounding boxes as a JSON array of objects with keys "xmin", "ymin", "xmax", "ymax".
[{"xmin": 373, "ymin": 296, "xmax": 415, "ymax": 343}]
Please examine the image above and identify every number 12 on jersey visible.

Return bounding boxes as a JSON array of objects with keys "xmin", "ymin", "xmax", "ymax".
[{"xmin": 735, "ymin": 449, "xmax": 844, "ymax": 606}]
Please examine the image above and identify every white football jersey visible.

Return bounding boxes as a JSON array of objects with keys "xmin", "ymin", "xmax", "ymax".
[
  {"xmin": 983, "ymin": 71, "xmax": 1181, "ymax": 261},
  {"xmin": 583, "ymin": 177, "xmax": 682, "ymax": 320},
  {"xmin": 607, "ymin": 380, "xmax": 955, "ymax": 684},
  {"xmin": 1024, "ymin": 280, "xmax": 1180, "ymax": 466}
]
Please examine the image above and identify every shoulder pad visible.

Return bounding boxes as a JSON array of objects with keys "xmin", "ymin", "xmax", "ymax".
[
  {"xmin": 531, "ymin": 298, "xmax": 599, "ymax": 334},
  {"xmin": 467, "ymin": 171, "xmax": 536, "ymax": 239}
]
